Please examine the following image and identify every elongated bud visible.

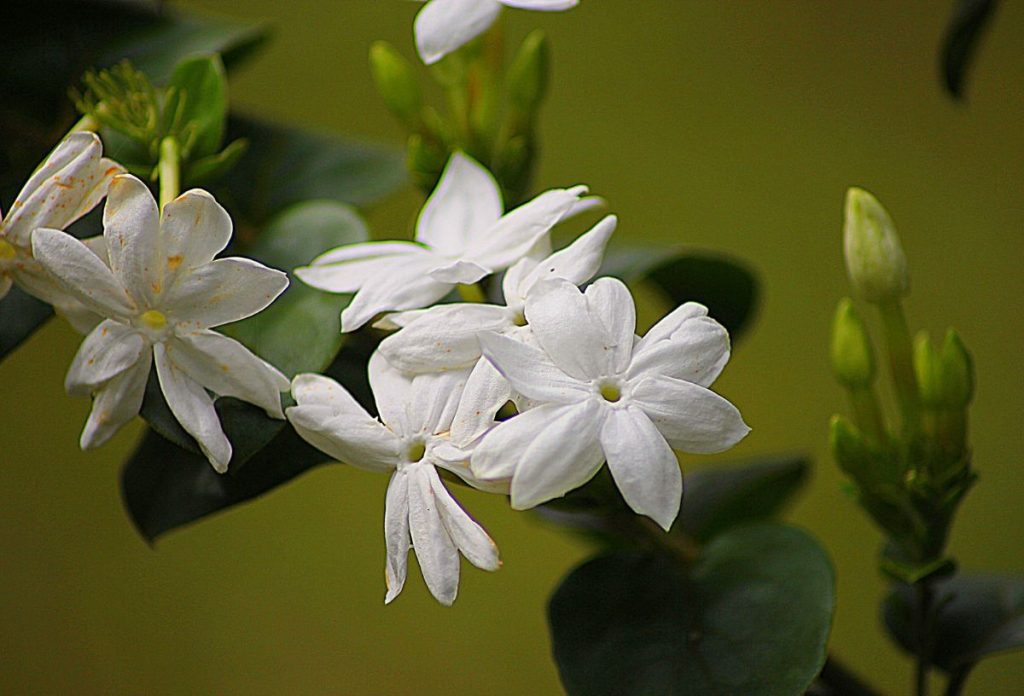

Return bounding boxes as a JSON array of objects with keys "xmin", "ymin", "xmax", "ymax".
[
  {"xmin": 940, "ymin": 329, "xmax": 973, "ymax": 409},
  {"xmin": 830, "ymin": 414, "xmax": 872, "ymax": 483},
  {"xmin": 914, "ymin": 331, "xmax": 944, "ymax": 408},
  {"xmin": 507, "ymin": 30, "xmax": 550, "ymax": 114},
  {"xmin": 370, "ymin": 41, "xmax": 422, "ymax": 128},
  {"xmin": 843, "ymin": 188, "xmax": 909, "ymax": 303},
  {"xmin": 831, "ymin": 298, "xmax": 876, "ymax": 389},
  {"xmin": 407, "ymin": 133, "xmax": 446, "ymax": 191}
]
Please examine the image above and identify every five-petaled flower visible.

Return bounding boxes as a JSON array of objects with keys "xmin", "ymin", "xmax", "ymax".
[
  {"xmin": 31, "ymin": 174, "xmax": 290, "ymax": 472},
  {"xmin": 414, "ymin": 0, "xmax": 579, "ymax": 65},
  {"xmin": 295, "ymin": 152, "xmax": 588, "ymax": 332},
  {"xmin": 287, "ymin": 354, "xmax": 500, "ymax": 606},
  {"xmin": 0, "ymin": 132, "xmax": 122, "ymax": 330},
  {"xmin": 471, "ymin": 277, "xmax": 750, "ymax": 530}
]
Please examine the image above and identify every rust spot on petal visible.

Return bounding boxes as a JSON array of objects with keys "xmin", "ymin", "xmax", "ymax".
[
  {"xmin": 151, "ymin": 281, "xmax": 162, "ymax": 294},
  {"xmin": 167, "ymin": 255, "xmax": 183, "ymax": 270},
  {"xmin": 105, "ymin": 166, "xmax": 120, "ymax": 176}
]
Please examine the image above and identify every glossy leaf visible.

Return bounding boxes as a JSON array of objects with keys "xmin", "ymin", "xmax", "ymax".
[
  {"xmin": 0, "ymin": 286, "xmax": 54, "ymax": 364},
  {"xmin": 601, "ymin": 248, "xmax": 759, "ymax": 340},
  {"xmin": 884, "ymin": 573, "xmax": 1024, "ymax": 671},
  {"xmin": 164, "ymin": 54, "xmax": 228, "ymax": 160},
  {"xmin": 549, "ymin": 524, "xmax": 835, "ymax": 696},
  {"xmin": 940, "ymin": 0, "xmax": 999, "ymax": 100}
]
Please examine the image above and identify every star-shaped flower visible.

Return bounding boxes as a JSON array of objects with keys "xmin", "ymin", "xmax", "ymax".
[
  {"xmin": 31, "ymin": 174, "xmax": 289, "ymax": 471},
  {"xmin": 414, "ymin": 0, "xmax": 579, "ymax": 65},
  {"xmin": 377, "ymin": 213, "xmax": 616, "ymax": 445},
  {"xmin": 295, "ymin": 152, "xmax": 588, "ymax": 332},
  {"xmin": 0, "ymin": 132, "xmax": 122, "ymax": 329},
  {"xmin": 287, "ymin": 354, "xmax": 500, "ymax": 606},
  {"xmin": 470, "ymin": 277, "xmax": 750, "ymax": 530}
]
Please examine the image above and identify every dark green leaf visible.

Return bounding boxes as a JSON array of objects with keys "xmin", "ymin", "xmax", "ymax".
[
  {"xmin": 601, "ymin": 248, "xmax": 759, "ymax": 340},
  {"xmin": 0, "ymin": 286, "xmax": 54, "ymax": 364},
  {"xmin": 165, "ymin": 54, "xmax": 227, "ymax": 160},
  {"xmin": 940, "ymin": 0, "xmax": 999, "ymax": 100},
  {"xmin": 884, "ymin": 573, "xmax": 1024, "ymax": 671},
  {"xmin": 678, "ymin": 456, "xmax": 809, "ymax": 543},
  {"xmin": 549, "ymin": 524, "xmax": 835, "ymax": 696},
  {"xmin": 215, "ymin": 115, "xmax": 407, "ymax": 226}
]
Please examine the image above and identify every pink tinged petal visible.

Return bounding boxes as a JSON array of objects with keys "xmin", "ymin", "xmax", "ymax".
[
  {"xmin": 154, "ymin": 343, "xmax": 232, "ymax": 472},
  {"xmin": 429, "ymin": 467, "xmax": 500, "ymax": 571},
  {"xmin": 368, "ymin": 351, "xmax": 415, "ymax": 433},
  {"xmin": 171, "ymin": 331, "xmax": 288, "ymax": 418},
  {"xmin": 478, "ymin": 331, "xmax": 589, "ymax": 404},
  {"xmin": 522, "ymin": 215, "xmax": 617, "ymax": 295},
  {"xmin": 415, "ymin": 152, "xmax": 503, "ymax": 254},
  {"xmin": 102, "ymin": 175, "xmax": 162, "ymax": 307},
  {"xmin": 296, "ymin": 242, "xmax": 430, "ymax": 293},
  {"xmin": 627, "ymin": 315, "xmax": 731, "ymax": 387},
  {"xmin": 339, "ymin": 258, "xmax": 452, "ymax": 332},
  {"xmin": 166, "ymin": 257, "xmax": 288, "ymax": 329},
  {"xmin": 65, "ymin": 320, "xmax": 146, "ymax": 397},
  {"xmin": 2, "ymin": 133, "xmax": 122, "ymax": 246},
  {"xmin": 31, "ymin": 227, "xmax": 134, "ymax": 318},
  {"xmin": 524, "ymin": 278, "xmax": 612, "ymax": 380},
  {"xmin": 291, "ymin": 372, "xmax": 371, "ymax": 418},
  {"xmin": 414, "ymin": 0, "xmax": 503, "ymax": 65},
  {"xmin": 634, "ymin": 302, "xmax": 709, "ymax": 353},
  {"xmin": 584, "ymin": 277, "xmax": 636, "ymax": 374},
  {"xmin": 470, "ymin": 402, "xmax": 567, "ymax": 481},
  {"xmin": 407, "ymin": 463, "xmax": 461, "ymax": 605},
  {"xmin": 631, "ymin": 375, "xmax": 750, "ymax": 454},
  {"xmin": 159, "ymin": 188, "xmax": 233, "ymax": 289},
  {"xmin": 406, "ymin": 368, "xmax": 471, "ymax": 435},
  {"xmin": 79, "ymin": 352, "xmax": 151, "ymax": 450},
  {"xmin": 427, "ymin": 258, "xmax": 490, "ymax": 285},
  {"xmin": 286, "ymin": 406, "xmax": 399, "ymax": 473},
  {"xmin": 600, "ymin": 406, "xmax": 682, "ymax": 531},
  {"xmin": 509, "ymin": 399, "xmax": 607, "ymax": 510},
  {"xmin": 384, "ymin": 470, "xmax": 411, "ymax": 604},
  {"xmin": 500, "ymin": 0, "xmax": 578, "ymax": 9},
  {"xmin": 466, "ymin": 186, "xmax": 589, "ymax": 272},
  {"xmin": 450, "ymin": 356, "xmax": 513, "ymax": 447},
  {"xmin": 377, "ymin": 303, "xmax": 508, "ymax": 372}
]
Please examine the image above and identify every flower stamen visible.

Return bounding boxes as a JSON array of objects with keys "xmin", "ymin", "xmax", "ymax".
[
  {"xmin": 0, "ymin": 239, "xmax": 17, "ymax": 262},
  {"xmin": 139, "ymin": 309, "xmax": 167, "ymax": 331}
]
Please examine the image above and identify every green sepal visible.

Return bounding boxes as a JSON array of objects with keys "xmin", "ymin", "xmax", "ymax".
[{"xmin": 183, "ymin": 138, "xmax": 249, "ymax": 187}]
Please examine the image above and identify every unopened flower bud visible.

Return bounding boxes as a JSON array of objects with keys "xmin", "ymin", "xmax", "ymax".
[
  {"xmin": 843, "ymin": 188, "xmax": 909, "ymax": 303},
  {"xmin": 831, "ymin": 298, "xmax": 876, "ymax": 389},
  {"xmin": 507, "ymin": 30, "xmax": 550, "ymax": 115},
  {"xmin": 830, "ymin": 414, "xmax": 872, "ymax": 483},
  {"xmin": 939, "ymin": 329, "xmax": 973, "ymax": 409},
  {"xmin": 913, "ymin": 331, "xmax": 944, "ymax": 408},
  {"xmin": 370, "ymin": 41, "xmax": 423, "ymax": 128}
]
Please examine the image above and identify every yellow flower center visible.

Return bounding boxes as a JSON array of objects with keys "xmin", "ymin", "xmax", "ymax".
[
  {"xmin": 599, "ymin": 382, "xmax": 622, "ymax": 403},
  {"xmin": 512, "ymin": 310, "xmax": 527, "ymax": 327},
  {"xmin": 139, "ymin": 309, "xmax": 168, "ymax": 331},
  {"xmin": 0, "ymin": 239, "xmax": 17, "ymax": 262},
  {"xmin": 405, "ymin": 440, "xmax": 427, "ymax": 463}
]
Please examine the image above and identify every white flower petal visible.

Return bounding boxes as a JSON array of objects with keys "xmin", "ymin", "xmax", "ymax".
[
  {"xmin": 466, "ymin": 186, "xmax": 588, "ymax": 271},
  {"xmin": 501, "ymin": 0, "xmax": 578, "ymax": 9},
  {"xmin": 286, "ymin": 406, "xmax": 399, "ymax": 473},
  {"xmin": 584, "ymin": 277, "xmax": 636, "ymax": 374},
  {"xmin": 600, "ymin": 406, "xmax": 682, "ymax": 531},
  {"xmin": 384, "ymin": 470, "xmax": 411, "ymax": 604},
  {"xmin": 633, "ymin": 302, "xmax": 709, "ymax": 353},
  {"xmin": 501, "ymin": 257, "xmax": 536, "ymax": 307},
  {"xmin": 297, "ymin": 242, "xmax": 429, "ymax": 293},
  {"xmin": 171, "ymin": 331, "xmax": 288, "ymax": 418},
  {"xmin": 416, "ymin": 152, "xmax": 503, "ymax": 254},
  {"xmin": 631, "ymin": 375, "xmax": 750, "ymax": 454},
  {"xmin": 79, "ymin": 352, "xmax": 151, "ymax": 450},
  {"xmin": 478, "ymin": 330, "xmax": 589, "ymax": 403},
  {"xmin": 509, "ymin": 398, "xmax": 607, "ymax": 509},
  {"xmin": 521, "ymin": 215, "xmax": 617, "ymax": 295},
  {"xmin": 31, "ymin": 227, "xmax": 134, "ymax": 318},
  {"xmin": 407, "ymin": 463, "xmax": 461, "ymax": 605},
  {"xmin": 406, "ymin": 369, "xmax": 470, "ymax": 435},
  {"xmin": 524, "ymin": 278, "xmax": 611, "ymax": 380},
  {"xmin": 368, "ymin": 350, "xmax": 414, "ymax": 432},
  {"xmin": 627, "ymin": 315, "xmax": 730, "ymax": 387},
  {"xmin": 291, "ymin": 372, "xmax": 371, "ymax": 417},
  {"xmin": 450, "ymin": 356, "xmax": 514, "ymax": 447},
  {"xmin": 165, "ymin": 257, "xmax": 288, "ymax": 330},
  {"xmin": 471, "ymin": 402, "xmax": 568, "ymax": 481},
  {"xmin": 427, "ymin": 258, "xmax": 490, "ymax": 285},
  {"xmin": 429, "ymin": 467, "xmax": 500, "ymax": 571},
  {"xmin": 102, "ymin": 175, "xmax": 162, "ymax": 307},
  {"xmin": 378, "ymin": 303, "xmax": 508, "ymax": 372},
  {"xmin": 154, "ymin": 343, "xmax": 232, "ymax": 472},
  {"xmin": 65, "ymin": 319, "xmax": 146, "ymax": 397},
  {"xmin": 414, "ymin": 0, "xmax": 503, "ymax": 65},
  {"xmin": 159, "ymin": 188, "xmax": 233, "ymax": 286},
  {"xmin": 339, "ymin": 257, "xmax": 453, "ymax": 332}
]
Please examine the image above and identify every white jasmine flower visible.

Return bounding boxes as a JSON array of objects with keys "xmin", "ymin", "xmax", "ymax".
[
  {"xmin": 471, "ymin": 277, "xmax": 750, "ymax": 530},
  {"xmin": 31, "ymin": 174, "xmax": 289, "ymax": 471},
  {"xmin": 0, "ymin": 132, "xmax": 122, "ymax": 329},
  {"xmin": 415, "ymin": 0, "xmax": 579, "ymax": 65},
  {"xmin": 287, "ymin": 354, "xmax": 500, "ymax": 606},
  {"xmin": 295, "ymin": 152, "xmax": 588, "ymax": 332},
  {"xmin": 377, "ymin": 214, "xmax": 617, "ymax": 445}
]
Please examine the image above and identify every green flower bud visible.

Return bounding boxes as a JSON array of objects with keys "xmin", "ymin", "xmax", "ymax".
[
  {"xmin": 830, "ymin": 414, "xmax": 873, "ymax": 483},
  {"xmin": 843, "ymin": 188, "xmax": 910, "ymax": 303},
  {"xmin": 507, "ymin": 30, "xmax": 550, "ymax": 115},
  {"xmin": 369, "ymin": 41, "xmax": 423, "ymax": 128},
  {"xmin": 940, "ymin": 329, "xmax": 974, "ymax": 409},
  {"xmin": 406, "ymin": 132, "xmax": 445, "ymax": 192},
  {"xmin": 830, "ymin": 298, "xmax": 876, "ymax": 389},
  {"xmin": 913, "ymin": 331, "xmax": 944, "ymax": 408}
]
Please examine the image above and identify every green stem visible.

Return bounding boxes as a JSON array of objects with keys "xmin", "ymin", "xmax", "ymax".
[
  {"xmin": 158, "ymin": 136, "xmax": 181, "ymax": 212},
  {"xmin": 457, "ymin": 283, "xmax": 488, "ymax": 303},
  {"xmin": 913, "ymin": 581, "xmax": 934, "ymax": 696},
  {"xmin": 849, "ymin": 385, "xmax": 886, "ymax": 447},
  {"xmin": 878, "ymin": 300, "xmax": 920, "ymax": 438},
  {"xmin": 943, "ymin": 666, "xmax": 973, "ymax": 696},
  {"xmin": 69, "ymin": 113, "xmax": 100, "ymax": 133}
]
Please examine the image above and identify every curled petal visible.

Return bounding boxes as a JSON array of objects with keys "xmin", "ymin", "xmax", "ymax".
[
  {"xmin": 520, "ymin": 215, "xmax": 617, "ymax": 296},
  {"xmin": 407, "ymin": 464, "xmax": 461, "ymax": 605},
  {"xmin": 414, "ymin": 0, "xmax": 503, "ymax": 65},
  {"xmin": 291, "ymin": 372, "xmax": 372, "ymax": 418},
  {"xmin": 628, "ymin": 315, "xmax": 730, "ymax": 387},
  {"xmin": 79, "ymin": 352, "xmax": 151, "ymax": 450},
  {"xmin": 65, "ymin": 320, "xmax": 146, "ymax": 397},
  {"xmin": 631, "ymin": 375, "xmax": 750, "ymax": 454},
  {"xmin": 450, "ymin": 356, "xmax": 514, "ymax": 447},
  {"xmin": 160, "ymin": 188, "xmax": 233, "ymax": 286},
  {"xmin": 429, "ymin": 467, "xmax": 500, "ymax": 571},
  {"xmin": 384, "ymin": 471, "xmax": 411, "ymax": 604},
  {"xmin": 287, "ymin": 407, "xmax": 399, "ymax": 473},
  {"xmin": 427, "ymin": 259, "xmax": 490, "ymax": 285}
]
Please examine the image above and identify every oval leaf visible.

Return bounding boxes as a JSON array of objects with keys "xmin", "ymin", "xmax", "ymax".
[
  {"xmin": 549, "ymin": 524, "xmax": 835, "ymax": 696},
  {"xmin": 165, "ymin": 53, "xmax": 228, "ymax": 160}
]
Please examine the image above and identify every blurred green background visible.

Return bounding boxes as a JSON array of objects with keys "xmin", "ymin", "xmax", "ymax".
[{"xmin": 2, "ymin": 2, "xmax": 1023, "ymax": 694}]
